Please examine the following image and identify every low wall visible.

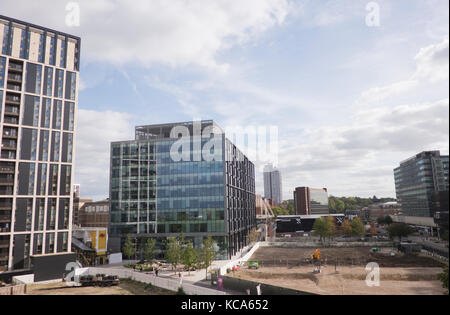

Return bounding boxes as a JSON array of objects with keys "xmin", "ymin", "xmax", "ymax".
[
  {"xmin": 88, "ymin": 267, "xmax": 226, "ymax": 295},
  {"xmin": 222, "ymin": 276, "xmax": 316, "ymax": 296},
  {"xmin": 220, "ymin": 242, "xmax": 261, "ymax": 275},
  {"xmin": 0, "ymin": 284, "xmax": 27, "ymax": 295}
]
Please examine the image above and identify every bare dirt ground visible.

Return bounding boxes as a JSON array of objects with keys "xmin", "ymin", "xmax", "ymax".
[
  {"xmin": 26, "ymin": 279, "xmax": 175, "ymax": 295},
  {"xmin": 251, "ymin": 247, "xmax": 446, "ymax": 268},
  {"xmin": 232, "ymin": 247, "xmax": 447, "ymax": 295},
  {"xmin": 233, "ymin": 266, "xmax": 444, "ymax": 295}
]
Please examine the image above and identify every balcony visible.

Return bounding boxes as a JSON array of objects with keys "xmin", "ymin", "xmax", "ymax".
[
  {"xmin": 2, "ymin": 117, "xmax": 19, "ymax": 125},
  {"xmin": 0, "ymin": 166, "xmax": 15, "ymax": 174},
  {"xmin": 0, "ymin": 151, "xmax": 16, "ymax": 160},
  {"xmin": 2, "ymin": 130, "xmax": 18, "ymax": 139},
  {"xmin": 0, "ymin": 203, "xmax": 12, "ymax": 211},
  {"xmin": 0, "ymin": 216, "xmax": 11, "ymax": 223},
  {"xmin": 8, "ymin": 62, "xmax": 23, "ymax": 73},
  {"xmin": 5, "ymin": 96, "xmax": 20, "ymax": 105},
  {"xmin": 0, "ymin": 240, "xmax": 9, "ymax": 249}
]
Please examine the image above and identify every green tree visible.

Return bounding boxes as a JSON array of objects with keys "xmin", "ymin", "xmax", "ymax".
[
  {"xmin": 182, "ymin": 241, "xmax": 197, "ymax": 276},
  {"xmin": 199, "ymin": 236, "xmax": 217, "ymax": 280},
  {"xmin": 387, "ymin": 223, "xmax": 414, "ymax": 242},
  {"xmin": 122, "ymin": 234, "xmax": 135, "ymax": 260},
  {"xmin": 326, "ymin": 216, "xmax": 337, "ymax": 239},
  {"xmin": 143, "ymin": 238, "xmax": 156, "ymax": 264},
  {"xmin": 341, "ymin": 219, "xmax": 353, "ymax": 236},
  {"xmin": 350, "ymin": 217, "xmax": 365, "ymax": 237},
  {"xmin": 377, "ymin": 217, "xmax": 386, "ymax": 225},
  {"xmin": 384, "ymin": 216, "xmax": 393, "ymax": 225},
  {"xmin": 248, "ymin": 228, "xmax": 260, "ymax": 244},
  {"xmin": 165, "ymin": 237, "xmax": 182, "ymax": 274},
  {"xmin": 313, "ymin": 218, "xmax": 329, "ymax": 242}
]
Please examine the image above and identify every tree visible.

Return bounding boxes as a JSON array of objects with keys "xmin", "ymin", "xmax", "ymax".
[
  {"xmin": 387, "ymin": 223, "xmax": 414, "ymax": 242},
  {"xmin": 313, "ymin": 218, "xmax": 329, "ymax": 242},
  {"xmin": 384, "ymin": 216, "xmax": 393, "ymax": 225},
  {"xmin": 248, "ymin": 228, "xmax": 260, "ymax": 244},
  {"xmin": 350, "ymin": 217, "xmax": 365, "ymax": 237},
  {"xmin": 165, "ymin": 237, "xmax": 182, "ymax": 274},
  {"xmin": 341, "ymin": 220, "xmax": 353, "ymax": 236},
  {"xmin": 377, "ymin": 217, "xmax": 385, "ymax": 225},
  {"xmin": 326, "ymin": 216, "xmax": 337, "ymax": 239},
  {"xmin": 199, "ymin": 236, "xmax": 217, "ymax": 280},
  {"xmin": 122, "ymin": 234, "xmax": 135, "ymax": 260},
  {"xmin": 143, "ymin": 238, "xmax": 156, "ymax": 264},
  {"xmin": 182, "ymin": 241, "xmax": 197, "ymax": 276}
]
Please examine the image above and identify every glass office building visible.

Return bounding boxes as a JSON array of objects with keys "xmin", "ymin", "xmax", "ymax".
[
  {"xmin": 294, "ymin": 187, "xmax": 329, "ymax": 215},
  {"xmin": 394, "ymin": 151, "xmax": 449, "ymax": 218},
  {"xmin": 109, "ymin": 121, "xmax": 256, "ymax": 259}
]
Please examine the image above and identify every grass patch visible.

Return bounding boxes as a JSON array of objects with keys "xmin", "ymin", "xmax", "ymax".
[{"xmin": 118, "ymin": 279, "xmax": 176, "ymax": 295}]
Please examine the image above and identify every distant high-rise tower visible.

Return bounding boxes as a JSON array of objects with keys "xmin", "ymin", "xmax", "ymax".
[
  {"xmin": 394, "ymin": 151, "xmax": 449, "ymax": 218},
  {"xmin": 263, "ymin": 164, "xmax": 282, "ymax": 206},
  {"xmin": 0, "ymin": 15, "xmax": 80, "ymax": 281}
]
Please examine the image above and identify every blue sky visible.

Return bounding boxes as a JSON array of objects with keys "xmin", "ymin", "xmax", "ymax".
[{"xmin": 2, "ymin": 0, "xmax": 448, "ymax": 201}]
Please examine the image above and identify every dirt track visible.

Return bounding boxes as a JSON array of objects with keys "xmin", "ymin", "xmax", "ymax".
[{"xmin": 251, "ymin": 247, "xmax": 446, "ymax": 268}]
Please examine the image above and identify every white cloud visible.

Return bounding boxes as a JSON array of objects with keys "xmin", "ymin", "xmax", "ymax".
[
  {"xmin": 0, "ymin": 0, "xmax": 291, "ymax": 71},
  {"xmin": 413, "ymin": 37, "xmax": 449, "ymax": 83},
  {"xmin": 277, "ymin": 98, "xmax": 449, "ymax": 198},
  {"xmin": 74, "ymin": 109, "xmax": 134, "ymax": 200}
]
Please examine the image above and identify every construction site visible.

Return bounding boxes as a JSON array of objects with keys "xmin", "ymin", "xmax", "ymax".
[{"xmin": 230, "ymin": 246, "xmax": 447, "ymax": 295}]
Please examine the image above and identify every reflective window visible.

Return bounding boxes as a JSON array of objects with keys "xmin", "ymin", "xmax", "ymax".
[{"xmin": 0, "ymin": 57, "xmax": 5, "ymax": 87}]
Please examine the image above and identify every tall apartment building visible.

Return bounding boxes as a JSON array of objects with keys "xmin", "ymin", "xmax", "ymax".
[
  {"xmin": 0, "ymin": 15, "xmax": 80, "ymax": 281},
  {"xmin": 394, "ymin": 151, "xmax": 449, "ymax": 218},
  {"xmin": 293, "ymin": 187, "xmax": 329, "ymax": 215},
  {"xmin": 263, "ymin": 164, "xmax": 282, "ymax": 206},
  {"xmin": 109, "ymin": 121, "xmax": 256, "ymax": 259}
]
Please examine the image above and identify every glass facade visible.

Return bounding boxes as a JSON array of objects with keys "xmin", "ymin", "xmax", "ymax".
[
  {"xmin": 110, "ymin": 122, "xmax": 256, "ymax": 260},
  {"xmin": 395, "ymin": 151, "xmax": 450, "ymax": 217}
]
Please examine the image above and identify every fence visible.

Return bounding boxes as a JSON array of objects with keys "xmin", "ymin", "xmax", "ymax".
[
  {"xmin": 0, "ymin": 284, "xmax": 27, "ymax": 295},
  {"xmin": 88, "ymin": 267, "xmax": 226, "ymax": 295}
]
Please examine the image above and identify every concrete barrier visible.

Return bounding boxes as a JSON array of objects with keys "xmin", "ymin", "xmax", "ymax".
[
  {"xmin": 88, "ymin": 267, "xmax": 226, "ymax": 295},
  {"xmin": 0, "ymin": 284, "xmax": 27, "ymax": 295},
  {"xmin": 222, "ymin": 276, "xmax": 316, "ymax": 296}
]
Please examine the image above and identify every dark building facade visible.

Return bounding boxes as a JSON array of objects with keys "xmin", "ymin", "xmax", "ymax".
[
  {"xmin": 394, "ymin": 151, "xmax": 449, "ymax": 218},
  {"xmin": 0, "ymin": 15, "xmax": 80, "ymax": 278},
  {"xmin": 293, "ymin": 187, "xmax": 329, "ymax": 216},
  {"xmin": 109, "ymin": 121, "xmax": 256, "ymax": 259}
]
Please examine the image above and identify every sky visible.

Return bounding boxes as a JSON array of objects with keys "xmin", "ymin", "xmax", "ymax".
[{"xmin": 1, "ymin": 0, "xmax": 448, "ymax": 201}]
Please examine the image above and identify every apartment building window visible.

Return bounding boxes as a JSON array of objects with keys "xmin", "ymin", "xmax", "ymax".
[
  {"xmin": 25, "ymin": 63, "xmax": 43, "ymax": 95},
  {"xmin": 55, "ymin": 69, "xmax": 64, "ymax": 98},
  {"xmin": 2, "ymin": 25, "xmax": 10, "ymax": 55},
  {"xmin": 44, "ymin": 67, "xmax": 53, "ymax": 96},
  {"xmin": 53, "ymin": 100, "xmax": 62, "ymax": 129},
  {"xmin": 52, "ymin": 131, "xmax": 60, "ymax": 162},
  {"xmin": 46, "ymin": 233, "xmax": 55, "ymax": 254},
  {"xmin": 28, "ymin": 163, "xmax": 36, "ymax": 195},
  {"xmin": 49, "ymin": 165, "xmax": 58, "ymax": 195},
  {"xmin": 47, "ymin": 199, "xmax": 56, "ymax": 230},
  {"xmin": 33, "ymin": 233, "xmax": 43, "ymax": 255},
  {"xmin": 41, "ymin": 98, "xmax": 51, "ymax": 128},
  {"xmin": 40, "ymin": 130, "xmax": 49, "ymax": 161},
  {"xmin": 35, "ymin": 199, "xmax": 45, "ymax": 231},
  {"xmin": 60, "ymin": 38, "xmax": 66, "ymax": 68},
  {"xmin": 38, "ymin": 33, "xmax": 45, "ymax": 63},
  {"xmin": 0, "ymin": 57, "xmax": 5, "ymax": 88},
  {"xmin": 19, "ymin": 29, "xmax": 27, "ymax": 59},
  {"xmin": 37, "ymin": 164, "xmax": 47, "ymax": 195},
  {"xmin": 65, "ymin": 72, "xmax": 76, "ymax": 100},
  {"xmin": 48, "ymin": 36, "xmax": 56, "ymax": 65}
]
